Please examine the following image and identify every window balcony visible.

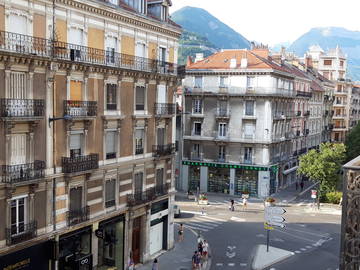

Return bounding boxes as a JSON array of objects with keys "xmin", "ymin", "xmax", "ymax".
[
  {"xmin": 135, "ymin": 147, "xmax": 144, "ymax": 155},
  {"xmin": 152, "ymin": 143, "xmax": 176, "ymax": 157},
  {"xmin": 0, "ymin": 99, "xmax": 45, "ymax": 119},
  {"xmin": 6, "ymin": 221, "xmax": 37, "ymax": 246},
  {"xmin": 0, "ymin": 30, "xmax": 51, "ymax": 57},
  {"xmin": 1, "ymin": 160, "xmax": 46, "ymax": 184},
  {"xmin": 127, "ymin": 183, "xmax": 170, "ymax": 207},
  {"xmin": 64, "ymin": 100, "xmax": 97, "ymax": 118},
  {"xmin": 154, "ymin": 103, "xmax": 176, "ymax": 116},
  {"xmin": 304, "ymin": 129, "xmax": 310, "ymax": 135},
  {"xmin": 67, "ymin": 206, "xmax": 90, "ymax": 226},
  {"xmin": 296, "ymin": 111, "xmax": 302, "ymax": 117},
  {"xmin": 190, "ymin": 152, "xmax": 204, "ymax": 161},
  {"xmin": 154, "ymin": 183, "xmax": 170, "ymax": 197},
  {"xmin": 296, "ymin": 91, "xmax": 312, "ymax": 98},
  {"xmin": 62, "ymin": 154, "xmax": 99, "ymax": 174},
  {"xmin": 216, "ymin": 108, "xmax": 231, "ymax": 119},
  {"xmin": 304, "ymin": 111, "xmax": 310, "ymax": 117}
]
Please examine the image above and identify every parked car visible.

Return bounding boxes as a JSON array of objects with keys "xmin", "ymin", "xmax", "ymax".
[{"xmin": 174, "ymin": 204, "xmax": 181, "ymax": 218}]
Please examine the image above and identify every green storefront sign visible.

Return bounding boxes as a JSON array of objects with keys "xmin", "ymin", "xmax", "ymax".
[{"xmin": 182, "ymin": 161, "xmax": 278, "ymax": 172}]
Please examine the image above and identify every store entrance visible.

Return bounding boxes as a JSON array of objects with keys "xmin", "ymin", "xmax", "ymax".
[
  {"xmin": 132, "ymin": 217, "xmax": 141, "ymax": 264},
  {"xmin": 208, "ymin": 168, "xmax": 230, "ymax": 194}
]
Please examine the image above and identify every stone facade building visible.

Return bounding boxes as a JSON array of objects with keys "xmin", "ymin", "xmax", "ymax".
[{"xmin": 0, "ymin": 0, "xmax": 181, "ymax": 269}]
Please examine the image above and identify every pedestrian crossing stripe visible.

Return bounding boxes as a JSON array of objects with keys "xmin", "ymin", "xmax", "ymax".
[
  {"xmin": 201, "ymin": 216, "xmax": 227, "ymax": 222},
  {"xmin": 184, "ymin": 224, "xmax": 209, "ymax": 232},
  {"xmin": 186, "ymin": 222, "xmax": 217, "ymax": 230},
  {"xmin": 194, "ymin": 216, "xmax": 223, "ymax": 224}
]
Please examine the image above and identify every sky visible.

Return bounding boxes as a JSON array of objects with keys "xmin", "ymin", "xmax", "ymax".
[{"xmin": 170, "ymin": 0, "xmax": 360, "ymax": 46}]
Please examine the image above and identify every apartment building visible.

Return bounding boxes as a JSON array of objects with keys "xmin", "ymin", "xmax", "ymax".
[
  {"xmin": 180, "ymin": 47, "xmax": 302, "ymax": 197},
  {"xmin": 0, "ymin": 0, "xmax": 181, "ymax": 269},
  {"xmin": 350, "ymin": 85, "xmax": 360, "ymax": 128}
]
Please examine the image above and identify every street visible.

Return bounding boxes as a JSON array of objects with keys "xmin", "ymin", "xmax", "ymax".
[{"xmin": 175, "ymin": 191, "xmax": 341, "ymax": 270}]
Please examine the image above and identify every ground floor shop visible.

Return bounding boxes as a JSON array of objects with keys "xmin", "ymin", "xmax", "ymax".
[{"xmin": 181, "ymin": 161, "xmax": 278, "ymax": 197}]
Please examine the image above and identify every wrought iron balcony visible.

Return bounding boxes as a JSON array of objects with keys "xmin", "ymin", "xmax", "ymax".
[
  {"xmin": 64, "ymin": 100, "xmax": 97, "ymax": 118},
  {"xmin": 329, "ymin": 124, "xmax": 334, "ymax": 130},
  {"xmin": 295, "ymin": 130, "xmax": 301, "ymax": 136},
  {"xmin": 135, "ymin": 147, "xmax": 144, "ymax": 155},
  {"xmin": 304, "ymin": 111, "xmax": 310, "ymax": 116},
  {"xmin": 296, "ymin": 91, "xmax": 312, "ymax": 98},
  {"xmin": 6, "ymin": 221, "xmax": 37, "ymax": 246},
  {"xmin": 299, "ymin": 148, "xmax": 307, "ymax": 155},
  {"xmin": 0, "ymin": 99, "xmax": 45, "ymax": 118},
  {"xmin": 0, "ymin": 30, "xmax": 51, "ymax": 57},
  {"xmin": 293, "ymin": 150, "xmax": 298, "ymax": 156},
  {"xmin": 216, "ymin": 108, "xmax": 231, "ymax": 118},
  {"xmin": 154, "ymin": 103, "xmax": 176, "ymax": 116},
  {"xmin": 305, "ymin": 129, "xmax": 310, "ymax": 135},
  {"xmin": 296, "ymin": 111, "xmax": 301, "ymax": 117},
  {"xmin": 1, "ymin": 160, "xmax": 46, "ymax": 184},
  {"xmin": 152, "ymin": 144, "xmax": 176, "ymax": 157},
  {"xmin": 67, "ymin": 206, "xmax": 90, "ymax": 226},
  {"xmin": 154, "ymin": 183, "xmax": 170, "ymax": 196},
  {"xmin": 127, "ymin": 184, "xmax": 170, "ymax": 207},
  {"xmin": 62, "ymin": 154, "xmax": 99, "ymax": 173}
]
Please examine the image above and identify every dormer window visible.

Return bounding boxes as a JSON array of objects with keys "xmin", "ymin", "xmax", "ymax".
[
  {"xmin": 147, "ymin": 0, "xmax": 170, "ymax": 21},
  {"xmin": 161, "ymin": 5, "xmax": 168, "ymax": 21},
  {"xmin": 124, "ymin": 0, "xmax": 146, "ymax": 14}
]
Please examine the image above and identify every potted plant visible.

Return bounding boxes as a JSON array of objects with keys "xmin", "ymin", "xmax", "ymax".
[
  {"xmin": 198, "ymin": 193, "xmax": 208, "ymax": 205},
  {"xmin": 187, "ymin": 190, "xmax": 195, "ymax": 200},
  {"xmin": 242, "ymin": 190, "xmax": 250, "ymax": 199},
  {"xmin": 264, "ymin": 197, "xmax": 276, "ymax": 207}
]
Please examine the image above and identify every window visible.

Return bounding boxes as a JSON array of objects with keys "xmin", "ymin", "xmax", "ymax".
[
  {"xmin": 220, "ymin": 76, "xmax": 228, "ymax": 87},
  {"xmin": 194, "ymin": 76, "xmax": 202, "ymax": 88},
  {"xmin": 105, "ymin": 37, "xmax": 117, "ymax": 64},
  {"xmin": 69, "ymin": 187, "xmax": 83, "ymax": 212},
  {"xmin": 245, "ymin": 101, "xmax": 255, "ymax": 116},
  {"xmin": 105, "ymin": 179, "xmax": 116, "ymax": 208},
  {"xmin": 9, "ymin": 72, "xmax": 27, "ymax": 99},
  {"xmin": 70, "ymin": 134, "xmax": 82, "ymax": 158},
  {"xmin": 135, "ymin": 43, "xmax": 146, "ymax": 58},
  {"xmin": 244, "ymin": 123, "xmax": 255, "ymax": 139},
  {"xmin": 10, "ymin": 197, "xmax": 27, "ymax": 235},
  {"xmin": 159, "ymin": 47, "xmax": 166, "ymax": 63},
  {"xmin": 194, "ymin": 122, "xmax": 202, "ymax": 136},
  {"xmin": 156, "ymin": 168, "xmax": 164, "ymax": 187},
  {"xmin": 193, "ymin": 99, "xmax": 202, "ymax": 114},
  {"xmin": 340, "ymin": 60, "xmax": 344, "ymax": 67},
  {"xmin": 135, "ymin": 86, "xmax": 145, "ymax": 111},
  {"xmin": 135, "ymin": 129, "xmax": 144, "ymax": 155},
  {"xmin": 108, "ymin": 0, "xmax": 118, "ymax": 5},
  {"xmin": 218, "ymin": 123, "xmax": 227, "ymax": 137},
  {"xmin": 69, "ymin": 28, "xmax": 83, "ymax": 46},
  {"xmin": 124, "ymin": 0, "xmax": 146, "ymax": 13},
  {"xmin": 161, "ymin": 5, "xmax": 168, "ymax": 21},
  {"xmin": 244, "ymin": 147, "xmax": 252, "ymax": 164},
  {"xmin": 106, "ymin": 84, "xmax": 117, "ymax": 111},
  {"xmin": 193, "ymin": 144, "xmax": 200, "ymax": 157},
  {"xmin": 218, "ymin": 146, "xmax": 226, "ymax": 161},
  {"xmin": 9, "ymin": 14, "xmax": 27, "ymax": 35},
  {"xmin": 134, "ymin": 172, "xmax": 143, "ymax": 193},
  {"xmin": 157, "ymin": 128, "xmax": 165, "ymax": 145},
  {"xmin": 324, "ymin": 60, "xmax": 332, "ymax": 66},
  {"xmin": 106, "ymin": 131, "xmax": 117, "ymax": 159},
  {"xmin": 247, "ymin": 76, "xmax": 255, "ymax": 89},
  {"xmin": 10, "ymin": 134, "xmax": 27, "ymax": 165}
]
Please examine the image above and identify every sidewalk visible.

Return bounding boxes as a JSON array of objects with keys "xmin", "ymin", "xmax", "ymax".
[
  {"xmin": 273, "ymin": 180, "xmax": 316, "ymax": 203},
  {"xmin": 136, "ymin": 224, "xmax": 211, "ymax": 270}
]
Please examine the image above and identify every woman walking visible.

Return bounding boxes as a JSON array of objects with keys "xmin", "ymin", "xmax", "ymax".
[
  {"xmin": 152, "ymin": 258, "xmax": 158, "ymax": 270},
  {"xmin": 178, "ymin": 223, "xmax": 184, "ymax": 242}
]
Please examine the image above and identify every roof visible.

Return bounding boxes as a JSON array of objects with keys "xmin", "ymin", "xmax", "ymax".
[{"xmin": 148, "ymin": 0, "xmax": 172, "ymax": 5}]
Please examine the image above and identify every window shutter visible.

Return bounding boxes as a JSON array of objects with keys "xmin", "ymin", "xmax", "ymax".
[
  {"xmin": 9, "ymin": 14, "xmax": 27, "ymax": 35},
  {"xmin": 10, "ymin": 72, "xmax": 26, "ymax": 99},
  {"xmin": 69, "ymin": 28, "xmax": 83, "ymax": 45},
  {"xmin": 105, "ymin": 179, "xmax": 115, "ymax": 202},
  {"xmin": 134, "ymin": 172, "xmax": 143, "ymax": 192},
  {"xmin": 135, "ymin": 129, "xmax": 144, "ymax": 139},
  {"xmin": 157, "ymin": 128, "xmax": 165, "ymax": 145},
  {"xmin": 106, "ymin": 131, "xmax": 116, "ymax": 154},
  {"xmin": 11, "ymin": 134, "xmax": 27, "ymax": 165},
  {"xmin": 70, "ymin": 134, "xmax": 81, "ymax": 150},
  {"xmin": 157, "ymin": 85, "xmax": 166, "ymax": 103},
  {"xmin": 70, "ymin": 187, "xmax": 82, "ymax": 211}
]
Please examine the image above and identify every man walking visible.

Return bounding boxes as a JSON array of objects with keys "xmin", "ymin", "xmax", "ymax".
[
  {"xmin": 300, "ymin": 181, "xmax": 304, "ymax": 191},
  {"xmin": 192, "ymin": 251, "xmax": 201, "ymax": 269}
]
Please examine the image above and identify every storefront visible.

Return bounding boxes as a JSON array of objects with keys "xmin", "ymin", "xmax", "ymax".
[
  {"xmin": 0, "ymin": 241, "xmax": 53, "ymax": 270},
  {"xmin": 235, "ymin": 169, "xmax": 258, "ymax": 196},
  {"xmin": 59, "ymin": 226, "xmax": 92, "ymax": 270},
  {"xmin": 97, "ymin": 215, "xmax": 125, "ymax": 270},
  {"xmin": 149, "ymin": 199, "xmax": 168, "ymax": 256},
  {"xmin": 208, "ymin": 167, "xmax": 230, "ymax": 194},
  {"xmin": 188, "ymin": 166, "xmax": 200, "ymax": 192}
]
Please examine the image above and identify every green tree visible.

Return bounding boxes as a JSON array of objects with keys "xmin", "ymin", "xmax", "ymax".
[
  {"xmin": 297, "ymin": 142, "xmax": 346, "ymax": 193},
  {"xmin": 345, "ymin": 123, "xmax": 360, "ymax": 162}
]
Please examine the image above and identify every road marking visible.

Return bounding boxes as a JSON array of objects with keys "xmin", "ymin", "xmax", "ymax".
[
  {"xmin": 306, "ymin": 245, "xmax": 312, "ymax": 249},
  {"xmin": 300, "ymin": 248, "xmax": 307, "ymax": 251},
  {"xmin": 273, "ymin": 237, "xmax": 285, "ymax": 242},
  {"xmin": 228, "ymin": 263, "xmax": 235, "ymax": 266},
  {"xmin": 183, "ymin": 224, "xmax": 209, "ymax": 232},
  {"xmin": 285, "ymin": 226, "xmax": 330, "ymax": 238},
  {"xmin": 230, "ymin": 216, "xmax": 246, "ymax": 222},
  {"xmin": 240, "ymin": 263, "xmax": 247, "ymax": 267},
  {"xmin": 274, "ymin": 228, "xmax": 318, "ymax": 243},
  {"xmin": 216, "ymin": 263, "xmax": 224, "ymax": 266},
  {"xmin": 256, "ymin": 234, "xmax": 265, "ymax": 238},
  {"xmin": 194, "ymin": 216, "xmax": 223, "ymax": 224},
  {"xmin": 186, "ymin": 222, "xmax": 216, "ymax": 229},
  {"xmin": 294, "ymin": 250, "xmax": 301, "ymax": 253},
  {"xmin": 201, "ymin": 216, "xmax": 228, "ymax": 222},
  {"xmin": 181, "ymin": 210, "xmax": 208, "ymax": 215}
]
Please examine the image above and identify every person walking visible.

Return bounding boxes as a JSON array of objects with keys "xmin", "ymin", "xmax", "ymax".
[
  {"xmin": 178, "ymin": 224, "xmax": 184, "ymax": 242},
  {"xmin": 192, "ymin": 251, "xmax": 201, "ymax": 269},
  {"xmin": 202, "ymin": 240, "xmax": 209, "ymax": 260},
  {"xmin": 242, "ymin": 197, "xmax": 247, "ymax": 211},
  {"xmin": 300, "ymin": 181, "xmax": 304, "ymax": 191},
  {"xmin": 295, "ymin": 181, "xmax": 299, "ymax": 190},
  {"xmin": 229, "ymin": 199, "xmax": 235, "ymax": 211},
  {"xmin": 152, "ymin": 258, "xmax": 158, "ymax": 270}
]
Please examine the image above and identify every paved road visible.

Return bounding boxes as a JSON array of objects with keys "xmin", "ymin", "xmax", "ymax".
[{"xmin": 175, "ymin": 194, "xmax": 341, "ymax": 270}]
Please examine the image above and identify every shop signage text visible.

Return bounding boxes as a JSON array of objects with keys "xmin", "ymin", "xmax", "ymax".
[{"xmin": 182, "ymin": 161, "xmax": 278, "ymax": 172}]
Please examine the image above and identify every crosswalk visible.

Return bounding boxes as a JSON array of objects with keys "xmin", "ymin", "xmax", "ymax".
[
  {"xmin": 180, "ymin": 215, "xmax": 228, "ymax": 232},
  {"xmin": 208, "ymin": 199, "xmax": 243, "ymax": 206}
]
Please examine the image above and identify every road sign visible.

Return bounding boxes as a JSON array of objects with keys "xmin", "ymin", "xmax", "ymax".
[
  {"xmin": 267, "ymin": 221, "xmax": 286, "ymax": 228},
  {"xmin": 264, "ymin": 222, "xmax": 274, "ymax": 230},
  {"xmin": 264, "ymin": 207, "xmax": 286, "ymax": 215},
  {"xmin": 265, "ymin": 215, "xmax": 285, "ymax": 223},
  {"xmin": 265, "ymin": 206, "xmax": 286, "ymax": 228},
  {"xmin": 311, "ymin": 189, "xmax": 317, "ymax": 199}
]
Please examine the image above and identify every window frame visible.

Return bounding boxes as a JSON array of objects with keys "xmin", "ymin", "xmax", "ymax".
[
  {"xmin": 194, "ymin": 76, "xmax": 203, "ymax": 88},
  {"xmin": 218, "ymin": 123, "xmax": 227, "ymax": 137},
  {"xmin": 10, "ymin": 195, "xmax": 28, "ymax": 236},
  {"xmin": 245, "ymin": 100, "xmax": 255, "ymax": 116},
  {"xmin": 135, "ymin": 85, "xmax": 147, "ymax": 113},
  {"xmin": 193, "ymin": 99, "xmax": 203, "ymax": 114},
  {"xmin": 105, "ymin": 130, "xmax": 117, "ymax": 160},
  {"xmin": 135, "ymin": 128, "xmax": 145, "ymax": 155},
  {"xmin": 105, "ymin": 179, "xmax": 116, "ymax": 208},
  {"xmin": 193, "ymin": 122, "xmax": 202, "ymax": 136}
]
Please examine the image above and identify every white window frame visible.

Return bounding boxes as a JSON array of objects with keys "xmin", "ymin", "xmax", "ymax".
[
  {"xmin": 193, "ymin": 121, "xmax": 202, "ymax": 136},
  {"xmin": 193, "ymin": 99, "xmax": 203, "ymax": 114},
  {"xmin": 219, "ymin": 76, "xmax": 228, "ymax": 88},
  {"xmin": 246, "ymin": 76, "xmax": 255, "ymax": 90},
  {"xmin": 218, "ymin": 123, "xmax": 227, "ymax": 137},
  {"xmin": 134, "ymin": 84, "xmax": 147, "ymax": 114},
  {"xmin": 69, "ymin": 131, "xmax": 84, "ymax": 158},
  {"xmin": 10, "ymin": 195, "xmax": 28, "ymax": 236},
  {"xmin": 134, "ymin": 128, "xmax": 145, "ymax": 155},
  {"xmin": 105, "ymin": 130, "xmax": 117, "ymax": 160},
  {"xmin": 194, "ymin": 76, "xmax": 203, "ymax": 88},
  {"xmin": 245, "ymin": 100, "xmax": 255, "ymax": 116},
  {"xmin": 218, "ymin": 146, "xmax": 226, "ymax": 161}
]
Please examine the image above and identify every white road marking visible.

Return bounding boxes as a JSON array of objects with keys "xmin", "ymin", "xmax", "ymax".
[
  {"xmin": 273, "ymin": 237, "xmax": 285, "ymax": 242},
  {"xmin": 181, "ymin": 210, "xmax": 208, "ymax": 215},
  {"xmin": 216, "ymin": 263, "xmax": 224, "ymax": 266},
  {"xmin": 285, "ymin": 227, "xmax": 330, "ymax": 238},
  {"xmin": 306, "ymin": 245, "xmax": 312, "ymax": 249},
  {"xmin": 201, "ymin": 216, "xmax": 228, "ymax": 222},
  {"xmin": 274, "ymin": 228, "xmax": 318, "ymax": 243},
  {"xmin": 183, "ymin": 224, "xmax": 209, "ymax": 232},
  {"xmin": 301, "ymin": 248, "xmax": 307, "ymax": 251},
  {"xmin": 194, "ymin": 216, "xmax": 223, "ymax": 224},
  {"xmin": 230, "ymin": 216, "xmax": 246, "ymax": 222},
  {"xmin": 240, "ymin": 263, "xmax": 247, "ymax": 267},
  {"xmin": 186, "ymin": 222, "xmax": 216, "ymax": 229},
  {"xmin": 256, "ymin": 234, "xmax": 266, "ymax": 238},
  {"xmin": 294, "ymin": 250, "xmax": 301, "ymax": 253},
  {"xmin": 228, "ymin": 263, "xmax": 235, "ymax": 266}
]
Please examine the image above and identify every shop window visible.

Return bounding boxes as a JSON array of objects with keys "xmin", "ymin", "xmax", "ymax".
[
  {"xmin": 194, "ymin": 76, "xmax": 202, "ymax": 88},
  {"xmin": 135, "ymin": 86, "xmax": 145, "ymax": 111},
  {"xmin": 208, "ymin": 167, "xmax": 230, "ymax": 194},
  {"xmin": 10, "ymin": 197, "xmax": 27, "ymax": 236},
  {"xmin": 106, "ymin": 84, "xmax": 117, "ymax": 111},
  {"xmin": 235, "ymin": 169, "xmax": 258, "ymax": 196},
  {"xmin": 193, "ymin": 122, "xmax": 202, "ymax": 136},
  {"xmin": 70, "ymin": 134, "xmax": 83, "ymax": 158},
  {"xmin": 135, "ymin": 129, "xmax": 144, "ymax": 155},
  {"xmin": 105, "ymin": 179, "xmax": 116, "ymax": 208},
  {"xmin": 189, "ymin": 166, "xmax": 200, "ymax": 192},
  {"xmin": 106, "ymin": 131, "xmax": 117, "ymax": 160},
  {"xmin": 245, "ymin": 101, "xmax": 255, "ymax": 116},
  {"xmin": 193, "ymin": 99, "xmax": 202, "ymax": 114}
]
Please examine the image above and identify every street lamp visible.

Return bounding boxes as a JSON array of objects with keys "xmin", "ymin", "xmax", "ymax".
[{"xmin": 48, "ymin": 114, "xmax": 72, "ymax": 127}]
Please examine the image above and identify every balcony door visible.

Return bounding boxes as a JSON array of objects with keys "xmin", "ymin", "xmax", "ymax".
[
  {"xmin": 69, "ymin": 186, "xmax": 83, "ymax": 212},
  {"xmin": 106, "ymin": 36, "xmax": 117, "ymax": 64},
  {"xmin": 9, "ymin": 72, "xmax": 27, "ymax": 99},
  {"xmin": 157, "ymin": 128, "xmax": 165, "ymax": 146},
  {"xmin": 70, "ymin": 134, "xmax": 82, "ymax": 158},
  {"xmin": 10, "ymin": 134, "xmax": 27, "ymax": 165},
  {"xmin": 10, "ymin": 197, "xmax": 27, "ymax": 235},
  {"xmin": 70, "ymin": 81, "xmax": 82, "ymax": 101},
  {"xmin": 134, "ymin": 172, "xmax": 143, "ymax": 194}
]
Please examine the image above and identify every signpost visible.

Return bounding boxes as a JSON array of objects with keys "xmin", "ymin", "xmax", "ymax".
[{"xmin": 264, "ymin": 206, "xmax": 286, "ymax": 252}]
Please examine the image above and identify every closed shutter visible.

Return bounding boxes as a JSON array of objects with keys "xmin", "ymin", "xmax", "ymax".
[
  {"xmin": 9, "ymin": 72, "xmax": 27, "ymax": 99},
  {"xmin": 11, "ymin": 134, "xmax": 27, "ymax": 165},
  {"xmin": 9, "ymin": 14, "xmax": 27, "ymax": 35},
  {"xmin": 244, "ymin": 124, "xmax": 255, "ymax": 138},
  {"xmin": 157, "ymin": 85, "xmax": 166, "ymax": 103},
  {"xmin": 134, "ymin": 172, "xmax": 143, "ymax": 192},
  {"xmin": 136, "ymin": 43, "xmax": 145, "ymax": 58},
  {"xmin": 69, "ymin": 28, "xmax": 83, "ymax": 45},
  {"xmin": 156, "ymin": 168, "xmax": 164, "ymax": 187},
  {"xmin": 70, "ymin": 187, "xmax": 82, "ymax": 211},
  {"xmin": 106, "ymin": 131, "xmax": 116, "ymax": 154},
  {"xmin": 70, "ymin": 81, "xmax": 82, "ymax": 100},
  {"xmin": 70, "ymin": 134, "xmax": 82, "ymax": 157},
  {"xmin": 157, "ymin": 128, "xmax": 165, "ymax": 145}
]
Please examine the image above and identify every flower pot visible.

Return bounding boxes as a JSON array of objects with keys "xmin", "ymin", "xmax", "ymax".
[
  {"xmin": 198, "ymin": 199, "xmax": 208, "ymax": 205},
  {"xmin": 265, "ymin": 201, "xmax": 275, "ymax": 207}
]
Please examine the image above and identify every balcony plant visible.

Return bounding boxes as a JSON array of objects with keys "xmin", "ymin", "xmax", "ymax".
[
  {"xmin": 264, "ymin": 197, "xmax": 276, "ymax": 207},
  {"xmin": 198, "ymin": 193, "xmax": 208, "ymax": 205},
  {"xmin": 241, "ymin": 190, "xmax": 250, "ymax": 199}
]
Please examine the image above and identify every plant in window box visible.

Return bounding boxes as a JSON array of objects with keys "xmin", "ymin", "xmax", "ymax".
[
  {"xmin": 264, "ymin": 197, "xmax": 276, "ymax": 207},
  {"xmin": 198, "ymin": 193, "xmax": 208, "ymax": 205},
  {"xmin": 187, "ymin": 190, "xmax": 195, "ymax": 200},
  {"xmin": 241, "ymin": 190, "xmax": 250, "ymax": 199}
]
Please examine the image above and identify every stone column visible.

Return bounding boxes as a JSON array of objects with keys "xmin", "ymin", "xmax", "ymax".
[
  {"xmin": 230, "ymin": 168, "xmax": 235, "ymax": 195},
  {"xmin": 181, "ymin": 164, "xmax": 189, "ymax": 192},
  {"xmin": 200, "ymin": 166, "xmax": 208, "ymax": 192}
]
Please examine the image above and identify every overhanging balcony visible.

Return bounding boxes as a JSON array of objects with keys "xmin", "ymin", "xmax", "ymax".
[
  {"xmin": 1, "ymin": 160, "xmax": 46, "ymax": 184},
  {"xmin": 67, "ymin": 206, "xmax": 90, "ymax": 226},
  {"xmin": 0, "ymin": 99, "xmax": 44, "ymax": 119},
  {"xmin": 296, "ymin": 91, "xmax": 312, "ymax": 98},
  {"xmin": 62, "ymin": 154, "xmax": 99, "ymax": 174},
  {"xmin": 154, "ymin": 103, "xmax": 176, "ymax": 117},
  {"xmin": 127, "ymin": 183, "xmax": 170, "ymax": 207},
  {"xmin": 216, "ymin": 108, "xmax": 231, "ymax": 119},
  {"xmin": 152, "ymin": 143, "xmax": 176, "ymax": 157},
  {"xmin": 6, "ymin": 221, "xmax": 37, "ymax": 246},
  {"xmin": 64, "ymin": 100, "xmax": 97, "ymax": 118}
]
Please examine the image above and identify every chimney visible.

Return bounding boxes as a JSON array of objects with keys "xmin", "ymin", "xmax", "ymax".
[
  {"xmin": 194, "ymin": 53, "xmax": 204, "ymax": 63},
  {"xmin": 305, "ymin": 55, "xmax": 313, "ymax": 69},
  {"xmin": 186, "ymin": 56, "xmax": 193, "ymax": 67},
  {"xmin": 241, "ymin": 51, "xmax": 248, "ymax": 68},
  {"xmin": 280, "ymin": 46, "xmax": 286, "ymax": 61},
  {"xmin": 251, "ymin": 43, "xmax": 269, "ymax": 58},
  {"xmin": 230, "ymin": 58, "xmax": 237, "ymax": 68}
]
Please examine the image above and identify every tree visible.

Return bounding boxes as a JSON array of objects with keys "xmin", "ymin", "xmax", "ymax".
[
  {"xmin": 297, "ymin": 142, "xmax": 346, "ymax": 193},
  {"xmin": 345, "ymin": 122, "xmax": 360, "ymax": 162}
]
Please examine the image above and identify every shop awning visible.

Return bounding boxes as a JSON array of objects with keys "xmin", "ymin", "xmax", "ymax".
[{"xmin": 283, "ymin": 166, "xmax": 298, "ymax": 175}]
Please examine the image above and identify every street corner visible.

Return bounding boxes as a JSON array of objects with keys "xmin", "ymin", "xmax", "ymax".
[{"xmin": 251, "ymin": 244, "xmax": 295, "ymax": 270}]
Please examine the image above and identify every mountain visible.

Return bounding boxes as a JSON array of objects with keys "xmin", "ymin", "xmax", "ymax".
[
  {"xmin": 289, "ymin": 27, "xmax": 360, "ymax": 81},
  {"xmin": 171, "ymin": 6, "xmax": 250, "ymax": 50},
  {"xmin": 271, "ymin": 41, "xmax": 291, "ymax": 52}
]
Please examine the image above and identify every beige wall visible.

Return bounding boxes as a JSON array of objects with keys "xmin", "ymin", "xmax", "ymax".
[
  {"xmin": 33, "ymin": 14, "xmax": 46, "ymax": 39},
  {"xmin": 88, "ymin": 28, "xmax": 104, "ymax": 50},
  {"xmin": 169, "ymin": 47, "xmax": 174, "ymax": 63},
  {"xmin": 54, "ymin": 75, "xmax": 67, "ymax": 166},
  {"xmin": 56, "ymin": 19, "xmax": 67, "ymax": 42},
  {"xmin": 148, "ymin": 42, "xmax": 157, "ymax": 60},
  {"xmin": 0, "ymin": 5, "xmax": 5, "ymax": 32},
  {"xmin": 120, "ymin": 81, "xmax": 134, "ymax": 157},
  {"xmin": 34, "ymin": 190, "xmax": 47, "ymax": 228}
]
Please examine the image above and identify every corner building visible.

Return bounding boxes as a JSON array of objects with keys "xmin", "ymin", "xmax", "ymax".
[{"xmin": 0, "ymin": 0, "xmax": 181, "ymax": 269}]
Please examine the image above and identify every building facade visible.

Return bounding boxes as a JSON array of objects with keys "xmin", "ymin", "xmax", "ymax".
[{"xmin": 0, "ymin": 0, "xmax": 181, "ymax": 269}]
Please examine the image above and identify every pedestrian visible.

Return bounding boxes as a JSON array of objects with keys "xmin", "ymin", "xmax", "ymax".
[
  {"xmin": 295, "ymin": 182, "xmax": 299, "ymax": 190},
  {"xmin": 300, "ymin": 181, "xmax": 304, "ymax": 191},
  {"xmin": 229, "ymin": 199, "xmax": 235, "ymax": 211},
  {"xmin": 202, "ymin": 240, "xmax": 209, "ymax": 259},
  {"xmin": 242, "ymin": 197, "xmax": 247, "ymax": 211},
  {"xmin": 198, "ymin": 240, "xmax": 203, "ymax": 256},
  {"xmin": 178, "ymin": 223, "xmax": 184, "ymax": 242},
  {"xmin": 128, "ymin": 253, "xmax": 134, "ymax": 270},
  {"xmin": 192, "ymin": 251, "xmax": 201, "ymax": 269},
  {"xmin": 152, "ymin": 258, "xmax": 158, "ymax": 270}
]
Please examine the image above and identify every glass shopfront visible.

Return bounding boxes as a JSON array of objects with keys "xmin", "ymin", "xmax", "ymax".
[
  {"xmin": 98, "ymin": 215, "xmax": 125, "ymax": 270},
  {"xmin": 208, "ymin": 168, "xmax": 230, "ymax": 194},
  {"xmin": 59, "ymin": 227, "xmax": 92, "ymax": 270},
  {"xmin": 235, "ymin": 169, "xmax": 258, "ymax": 196},
  {"xmin": 189, "ymin": 166, "xmax": 200, "ymax": 192}
]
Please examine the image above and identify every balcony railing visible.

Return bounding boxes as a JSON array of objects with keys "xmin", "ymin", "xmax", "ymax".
[
  {"xmin": 135, "ymin": 147, "xmax": 144, "ymax": 155},
  {"xmin": 67, "ymin": 206, "xmax": 90, "ymax": 226},
  {"xmin": 190, "ymin": 152, "xmax": 204, "ymax": 161},
  {"xmin": 64, "ymin": 100, "xmax": 97, "ymax": 117},
  {"xmin": 154, "ymin": 103, "xmax": 176, "ymax": 116},
  {"xmin": 304, "ymin": 129, "xmax": 310, "ymax": 135},
  {"xmin": 1, "ymin": 160, "xmax": 46, "ymax": 184},
  {"xmin": 62, "ymin": 154, "xmax": 99, "ymax": 173},
  {"xmin": 0, "ymin": 99, "xmax": 45, "ymax": 118},
  {"xmin": 6, "ymin": 221, "xmax": 37, "ymax": 246},
  {"xmin": 127, "ymin": 183, "xmax": 170, "ymax": 207},
  {"xmin": 152, "ymin": 144, "xmax": 176, "ymax": 157},
  {"xmin": 296, "ymin": 111, "xmax": 301, "ymax": 117},
  {"xmin": 304, "ymin": 111, "xmax": 310, "ymax": 116},
  {"xmin": 299, "ymin": 148, "xmax": 307, "ymax": 155},
  {"xmin": 216, "ymin": 108, "xmax": 231, "ymax": 118},
  {"xmin": 0, "ymin": 31, "xmax": 51, "ymax": 56},
  {"xmin": 296, "ymin": 91, "xmax": 312, "ymax": 98}
]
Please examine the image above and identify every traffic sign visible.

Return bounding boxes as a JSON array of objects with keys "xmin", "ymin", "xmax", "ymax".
[
  {"xmin": 264, "ymin": 207, "xmax": 286, "ymax": 215},
  {"xmin": 267, "ymin": 221, "xmax": 286, "ymax": 228},
  {"xmin": 265, "ymin": 207, "xmax": 286, "ymax": 228},
  {"xmin": 264, "ymin": 222, "xmax": 274, "ymax": 230},
  {"xmin": 311, "ymin": 189, "xmax": 317, "ymax": 199},
  {"xmin": 265, "ymin": 215, "xmax": 285, "ymax": 223}
]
